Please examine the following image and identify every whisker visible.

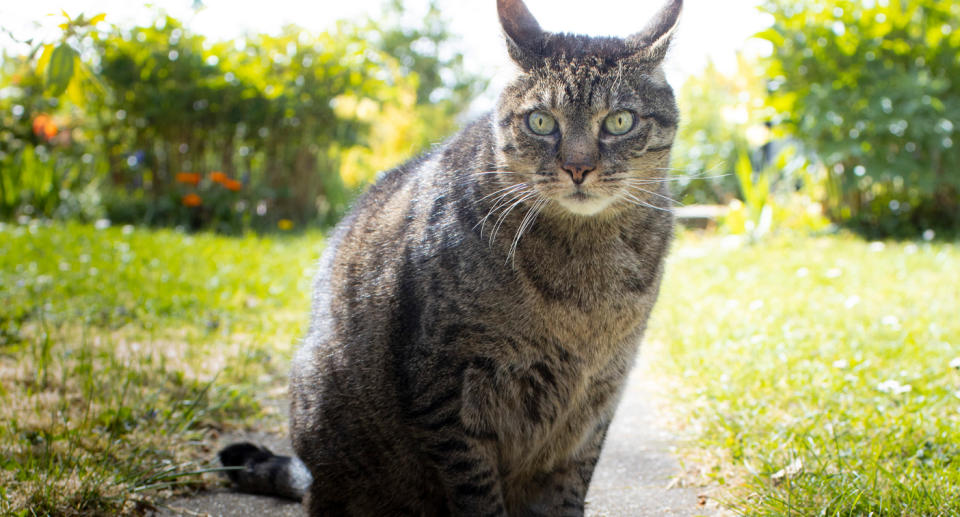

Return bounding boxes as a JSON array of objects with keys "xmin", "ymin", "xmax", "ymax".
[
  {"xmin": 476, "ymin": 183, "xmax": 528, "ymax": 204},
  {"xmin": 507, "ymin": 197, "xmax": 547, "ymax": 265},
  {"xmin": 620, "ymin": 183, "xmax": 685, "ymax": 206},
  {"xmin": 490, "ymin": 192, "xmax": 536, "ymax": 245},
  {"xmin": 477, "ymin": 188, "xmax": 533, "ymax": 237},
  {"xmin": 476, "ymin": 188, "xmax": 532, "ymax": 237},
  {"xmin": 626, "ymin": 186, "xmax": 684, "ymax": 206},
  {"xmin": 618, "ymin": 192, "xmax": 673, "ymax": 213},
  {"xmin": 617, "ymin": 172, "xmax": 732, "ymax": 182}
]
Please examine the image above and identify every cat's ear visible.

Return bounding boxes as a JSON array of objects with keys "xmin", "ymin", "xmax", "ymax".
[
  {"xmin": 497, "ymin": 0, "xmax": 545, "ymax": 69},
  {"xmin": 626, "ymin": 0, "xmax": 682, "ymax": 62}
]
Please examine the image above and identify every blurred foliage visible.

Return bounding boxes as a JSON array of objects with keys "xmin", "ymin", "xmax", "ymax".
[
  {"xmin": 0, "ymin": 2, "xmax": 482, "ymax": 233},
  {"xmin": 673, "ymin": 57, "xmax": 769, "ymax": 205},
  {"xmin": 721, "ymin": 145, "xmax": 833, "ymax": 239},
  {"xmin": 674, "ymin": 56, "xmax": 833, "ymax": 238},
  {"xmin": 758, "ymin": 0, "xmax": 960, "ymax": 238}
]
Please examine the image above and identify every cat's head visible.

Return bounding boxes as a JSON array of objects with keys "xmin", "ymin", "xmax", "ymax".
[{"xmin": 492, "ymin": 0, "xmax": 681, "ymax": 217}]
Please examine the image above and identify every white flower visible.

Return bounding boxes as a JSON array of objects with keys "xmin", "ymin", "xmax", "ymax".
[
  {"xmin": 881, "ymin": 315, "xmax": 900, "ymax": 328},
  {"xmin": 771, "ymin": 458, "xmax": 803, "ymax": 485},
  {"xmin": 877, "ymin": 379, "xmax": 912, "ymax": 395},
  {"xmin": 950, "ymin": 357, "xmax": 960, "ymax": 370},
  {"xmin": 833, "ymin": 359, "xmax": 849, "ymax": 369}
]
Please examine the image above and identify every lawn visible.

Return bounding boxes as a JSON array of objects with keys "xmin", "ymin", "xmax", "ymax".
[
  {"xmin": 1, "ymin": 221, "xmax": 958, "ymax": 515},
  {"xmin": 0, "ymin": 221, "xmax": 323, "ymax": 515},
  {"xmin": 647, "ymin": 234, "xmax": 960, "ymax": 516}
]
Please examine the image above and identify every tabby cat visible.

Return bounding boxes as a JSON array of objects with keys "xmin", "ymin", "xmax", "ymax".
[{"xmin": 220, "ymin": 0, "xmax": 682, "ymax": 514}]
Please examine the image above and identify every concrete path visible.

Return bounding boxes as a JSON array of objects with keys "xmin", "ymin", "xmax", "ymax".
[
  {"xmin": 155, "ymin": 367, "xmax": 716, "ymax": 517},
  {"xmin": 585, "ymin": 367, "xmax": 712, "ymax": 516}
]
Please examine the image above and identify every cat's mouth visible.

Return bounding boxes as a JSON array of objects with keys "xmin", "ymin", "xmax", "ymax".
[{"xmin": 556, "ymin": 189, "xmax": 616, "ymax": 216}]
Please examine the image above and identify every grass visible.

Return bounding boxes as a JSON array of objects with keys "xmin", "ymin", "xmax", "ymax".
[
  {"xmin": 647, "ymin": 233, "xmax": 960, "ymax": 516},
  {"xmin": 0, "ymin": 220, "xmax": 323, "ymax": 515},
  {"xmin": 2, "ymin": 220, "xmax": 958, "ymax": 515}
]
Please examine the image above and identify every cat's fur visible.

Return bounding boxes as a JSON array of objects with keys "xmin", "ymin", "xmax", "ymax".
[{"xmin": 220, "ymin": 0, "xmax": 681, "ymax": 515}]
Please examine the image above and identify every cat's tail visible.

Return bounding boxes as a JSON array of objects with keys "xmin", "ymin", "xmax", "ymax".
[{"xmin": 218, "ymin": 442, "xmax": 312, "ymax": 501}]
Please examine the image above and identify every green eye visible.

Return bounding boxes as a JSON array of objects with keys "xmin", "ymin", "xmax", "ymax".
[
  {"xmin": 604, "ymin": 110, "xmax": 635, "ymax": 136},
  {"xmin": 527, "ymin": 111, "xmax": 557, "ymax": 135}
]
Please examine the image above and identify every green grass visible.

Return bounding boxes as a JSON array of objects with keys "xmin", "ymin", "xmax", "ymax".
[
  {"xmin": 648, "ymin": 233, "xmax": 960, "ymax": 516},
  {"xmin": 2, "ymin": 221, "xmax": 958, "ymax": 515},
  {"xmin": 0, "ymin": 221, "xmax": 323, "ymax": 515}
]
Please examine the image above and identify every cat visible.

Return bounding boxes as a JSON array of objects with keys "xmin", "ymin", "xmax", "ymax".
[{"xmin": 220, "ymin": 0, "xmax": 682, "ymax": 514}]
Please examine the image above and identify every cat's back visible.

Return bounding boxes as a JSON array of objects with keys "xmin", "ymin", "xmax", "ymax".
[{"xmin": 324, "ymin": 115, "xmax": 490, "ymax": 262}]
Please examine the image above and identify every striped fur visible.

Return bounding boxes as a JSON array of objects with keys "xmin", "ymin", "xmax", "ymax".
[{"xmin": 222, "ymin": 1, "xmax": 682, "ymax": 515}]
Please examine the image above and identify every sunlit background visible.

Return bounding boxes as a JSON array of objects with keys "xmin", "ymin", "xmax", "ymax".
[
  {"xmin": 0, "ymin": 0, "xmax": 957, "ymax": 236},
  {"xmin": 2, "ymin": 0, "xmax": 772, "ymax": 110}
]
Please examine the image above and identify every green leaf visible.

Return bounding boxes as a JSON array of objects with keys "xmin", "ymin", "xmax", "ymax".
[
  {"xmin": 89, "ymin": 13, "xmax": 106, "ymax": 26},
  {"xmin": 36, "ymin": 44, "xmax": 54, "ymax": 77},
  {"xmin": 45, "ymin": 43, "xmax": 77, "ymax": 97}
]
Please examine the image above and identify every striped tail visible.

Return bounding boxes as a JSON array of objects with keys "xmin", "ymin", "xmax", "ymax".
[{"xmin": 218, "ymin": 442, "xmax": 312, "ymax": 501}]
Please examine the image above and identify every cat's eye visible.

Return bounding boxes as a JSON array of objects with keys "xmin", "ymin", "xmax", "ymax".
[
  {"xmin": 603, "ymin": 110, "xmax": 635, "ymax": 136},
  {"xmin": 527, "ymin": 111, "xmax": 557, "ymax": 136}
]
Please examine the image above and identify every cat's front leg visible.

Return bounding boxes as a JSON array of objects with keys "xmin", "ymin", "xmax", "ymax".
[
  {"xmin": 405, "ymin": 356, "xmax": 508, "ymax": 517},
  {"xmin": 520, "ymin": 420, "xmax": 611, "ymax": 517},
  {"xmin": 419, "ymin": 432, "xmax": 508, "ymax": 517}
]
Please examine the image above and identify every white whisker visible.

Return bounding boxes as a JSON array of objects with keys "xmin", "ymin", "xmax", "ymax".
[
  {"xmin": 477, "ymin": 188, "xmax": 533, "ymax": 238},
  {"xmin": 490, "ymin": 192, "xmax": 536, "ymax": 245},
  {"xmin": 621, "ymin": 183, "xmax": 684, "ymax": 206},
  {"xmin": 472, "ymin": 171, "xmax": 530, "ymax": 176},
  {"xmin": 618, "ymin": 192, "xmax": 673, "ymax": 213},
  {"xmin": 476, "ymin": 183, "xmax": 528, "ymax": 204},
  {"xmin": 620, "ymin": 171, "xmax": 731, "ymax": 183},
  {"xmin": 507, "ymin": 197, "xmax": 547, "ymax": 265}
]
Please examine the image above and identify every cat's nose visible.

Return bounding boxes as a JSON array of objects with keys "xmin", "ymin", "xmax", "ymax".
[{"xmin": 561, "ymin": 162, "xmax": 596, "ymax": 185}]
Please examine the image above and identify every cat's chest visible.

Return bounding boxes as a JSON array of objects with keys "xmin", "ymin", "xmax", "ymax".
[
  {"xmin": 513, "ymin": 235, "xmax": 657, "ymax": 346},
  {"xmin": 461, "ymin": 349, "xmax": 627, "ymax": 482}
]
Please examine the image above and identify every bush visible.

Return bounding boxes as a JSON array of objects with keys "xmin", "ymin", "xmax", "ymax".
[
  {"xmin": 758, "ymin": 0, "xmax": 960, "ymax": 237},
  {"xmin": 0, "ymin": 5, "xmax": 482, "ymax": 232},
  {"xmin": 673, "ymin": 57, "xmax": 770, "ymax": 205}
]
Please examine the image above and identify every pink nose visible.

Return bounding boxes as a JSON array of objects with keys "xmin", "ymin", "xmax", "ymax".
[{"xmin": 562, "ymin": 163, "xmax": 596, "ymax": 185}]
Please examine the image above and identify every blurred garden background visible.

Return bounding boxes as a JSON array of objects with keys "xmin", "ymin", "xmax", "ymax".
[{"xmin": 1, "ymin": 0, "xmax": 958, "ymax": 515}]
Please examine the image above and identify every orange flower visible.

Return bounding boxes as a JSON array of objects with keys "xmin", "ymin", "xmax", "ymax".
[
  {"xmin": 210, "ymin": 171, "xmax": 228, "ymax": 184},
  {"xmin": 32, "ymin": 114, "xmax": 51, "ymax": 135},
  {"xmin": 181, "ymin": 193, "xmax": 203, "ymax": 207},
  {"xmin": 222, "ymin": 179, "xmax": 243, "ymax": 191},
  {"xmin": 176, "ymin": 172, "xmax": 201, "ymax": 185},
  {"xmin": 32, "ymin": 114, "xmax": 57, "ymax": 140}
]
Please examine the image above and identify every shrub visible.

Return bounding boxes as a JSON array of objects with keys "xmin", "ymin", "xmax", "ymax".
[{"xmin": 758, "ymin": 0, "xmax": 960, "ymax": 237}]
